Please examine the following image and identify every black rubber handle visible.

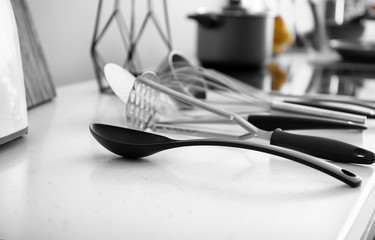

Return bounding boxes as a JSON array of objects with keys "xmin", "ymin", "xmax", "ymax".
[
  {"xmin": 270, "ymin": 129, "xmax": 375, "ymax": 164},
  {"xmin": 247, "ymin": 115, "xmax": 367, "ymax": 131}
]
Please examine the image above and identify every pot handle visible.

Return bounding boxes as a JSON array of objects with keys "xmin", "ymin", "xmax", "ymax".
[{"xmin": 187, "ymin": 13, "xmax": 223, "ymax": 29}]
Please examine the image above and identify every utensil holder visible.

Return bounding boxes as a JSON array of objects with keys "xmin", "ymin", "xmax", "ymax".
[{"xmin": 90, "ymin": 0, "xmax": 173, "ymax": 93}]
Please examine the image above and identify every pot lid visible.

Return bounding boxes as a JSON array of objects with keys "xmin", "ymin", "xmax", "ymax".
[
  {"xmin": 222, "ymin": 0, "xmax": 248, "ymax": 15},
  {"xmin": 191, "ymin": 0, "xmax": 275, "ymax": 18}
]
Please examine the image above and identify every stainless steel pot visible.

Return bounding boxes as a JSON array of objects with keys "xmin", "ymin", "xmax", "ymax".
[{"xmin": 188, "ymin": 0, "xmax": 275, "ymax": 68}]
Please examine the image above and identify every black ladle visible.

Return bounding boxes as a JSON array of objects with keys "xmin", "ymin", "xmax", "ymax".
[{"xmin": 89, "ymin": 123, "xmax": 362, "ymax": 188}]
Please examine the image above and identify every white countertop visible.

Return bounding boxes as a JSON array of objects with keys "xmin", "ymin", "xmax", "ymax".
[{"xmin": 0, "ymin": 80, "xmax": 375, "ymax": 240}]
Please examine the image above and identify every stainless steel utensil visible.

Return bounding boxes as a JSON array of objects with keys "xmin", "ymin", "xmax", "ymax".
[
  {"xmin": 104, "ymin": 63, "xmax": 375, "ymax": 164},
  {"xmin": 157, "ymin": 114, "xmax": 367, "ymax": 131},
  {"xmin": 155, "ymin": 51, "xmax": 367, "ymax": 123},
  {"xmin": 103, "ymin": 60, "xmax": 367, "ymax": 131}
]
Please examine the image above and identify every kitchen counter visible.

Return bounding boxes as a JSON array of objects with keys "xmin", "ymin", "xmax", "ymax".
[{"xmin": 0, "ymin": 80, "xmax": 375, "ymax": 240}]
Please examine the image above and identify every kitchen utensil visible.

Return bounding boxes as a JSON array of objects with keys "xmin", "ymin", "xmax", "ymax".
[
  {"xmin": 151, "ymin": 120, "xmax": 364, "ymax": 140},
  {"xmin": 0, "ymin": 0, "xmax": 28, "ymax": 145},
  {"xmin": 104, "ymin": 63, "xmax": 375, "ymax": 164},
  {"xmin": 284, "ymin": 99, "xmax": 375, "ymax": 118},
  {"xmin": 271, "ymin": 90, "xmax": 375, "ymax": 116},
  {"xmin": 107, "ymin": 56, "xmax": 366, "ymax": 131},
  {"xmin": 158, "ymin": 114, "xmax": 367, "ymax": 131},
  {"xmin": 188, "ymin": 0, "xmax": 275, "ymax": 68},
  {"xmin": 156, "ymin": 51, "xmax": 367, "ymax": 123},
  {"xmin": 89, "ymin": 123, "xmax": 362, "ymax": 188},
  {"xmin": 106, "ymin": 56, "xmax": 368, "ymax": 131},
  {"xmin": 104, "ymin": 57, "xmax": 367, "ymax": 130}
]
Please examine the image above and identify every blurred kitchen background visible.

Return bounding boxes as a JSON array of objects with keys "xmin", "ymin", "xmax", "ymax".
[{"xmin": 26, "ymin": 0, "xmax": 375, "ymax": 86}]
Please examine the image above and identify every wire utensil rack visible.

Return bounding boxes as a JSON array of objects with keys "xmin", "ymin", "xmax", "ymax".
[{"xmin": 90, "ymin": 0, "xmax": 172, "ymax": 92}]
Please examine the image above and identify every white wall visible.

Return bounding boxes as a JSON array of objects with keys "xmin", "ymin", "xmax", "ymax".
[
  {"xmin": 25, "ymin": 0, "xmax": 375, "ymax": 87},
  {"xmin": 26, "ymin": 0, "xmax": 225, "ymax": 86}
]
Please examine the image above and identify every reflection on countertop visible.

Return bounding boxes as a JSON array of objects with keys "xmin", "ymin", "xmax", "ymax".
[{"xmin": 207, "ymin": 49, "xmax": 375, "ymax": 102}]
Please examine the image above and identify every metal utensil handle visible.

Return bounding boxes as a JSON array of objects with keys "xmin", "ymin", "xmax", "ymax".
[
  {"xmin": 138, "ymin": 74, "xmax": 259, "ymax": 135},
  {"xmin": 174, "ymin": 138, "xmax": 362, "ymax": 188},
  {"xmin": 272, "ymin": 101, "xmax": 366, "ymax": 124}
]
